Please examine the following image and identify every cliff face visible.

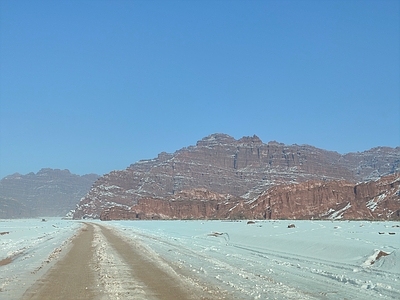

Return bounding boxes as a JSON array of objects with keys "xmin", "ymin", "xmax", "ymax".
[
  {"xmin": 73, "ymin": 133, "xmax": 400, "ymax": 220},
  {"xmin": 251, "ymin": 173, "xmax": 400, "ymax": 220},
  {"xmin": 0, "ymin": 169, "xmax": 99, "ymax": 218},
  {"xmin": 100, "ymin": 189, "xmax": 243, "ymax": 220},
  {"xmin": 100, "ymin": 174, "xmax": 400, "ymax": 221}
]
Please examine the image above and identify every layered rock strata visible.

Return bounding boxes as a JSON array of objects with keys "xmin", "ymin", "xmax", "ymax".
[
  {"xmin": 73, "ymin": 133, "xmax": 399, "ymax": 220},
  {"xmin": 100, "ymin": 174, "xmax": 400, "ymax": 221}
]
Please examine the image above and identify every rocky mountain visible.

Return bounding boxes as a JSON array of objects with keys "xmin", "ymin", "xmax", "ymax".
[
  {"xmin": 0, "ymin": 169, "xmax": 99, "ymax": 218},
  {"xmin": 251, "ymin": 173, "xmax": 400, "ymax": 220},
  {"xmin": 99, "ymin": 173, "xmax": 400, "ymax": 221},
  {"xmin": 73, "ymin": 133, "xmax": 400, "ymax": 220}
]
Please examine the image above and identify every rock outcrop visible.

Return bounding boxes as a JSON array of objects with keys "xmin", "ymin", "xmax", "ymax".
[
  {"xmin": 100, "ymin": 188, "xmax": 244, "ymax": 220},
  {"xmin": 251, "ymin": 173, "xmax": 400, "ymax": 220},
  {"xmin": 73, "ymin": 133, "xmax": 400, "ymax": 220},
  {"xmin": 100, "ymin": 174, "xmax": 400, "ymax": 221},
  {"xmin": 0, "ymin": 169, "xmax": 99, "ymax": 218}
]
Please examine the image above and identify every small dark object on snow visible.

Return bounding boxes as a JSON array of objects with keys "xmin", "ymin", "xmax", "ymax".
[
  {"xmin": 288, "ymin": 224, "xmax": 295, "ymax": 228},
  {"xmin": 208, "ymin": 232, "xmax": 224, "ymax": 237}
]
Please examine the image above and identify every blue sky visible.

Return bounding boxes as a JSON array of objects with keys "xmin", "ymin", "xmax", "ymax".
[{"xmin": 0, "ymin": 0, "xmax": 399, "ymax": 178}]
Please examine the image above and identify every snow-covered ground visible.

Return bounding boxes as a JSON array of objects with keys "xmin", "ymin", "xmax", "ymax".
[
  {"xmin": 0, "ymin": 218, "xmax": 83, "ymax": 299},
  {"xmin": 107, "ymin": 220, "xmax": 400, "ymax": 299},
  {"xmin": 0, "ymin": 219, "xmax": 399, "ymax": 299}
]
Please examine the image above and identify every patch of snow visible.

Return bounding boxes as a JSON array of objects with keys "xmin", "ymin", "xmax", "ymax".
[
  {"xmin": 328, "ymin": 202, "xmax": 351, "ymax": 220},
  {"xmin": 367, "ymin": 199, "xmax": 378, "ymax": 211},
  {"xmin": 367, "ymin": 193, "xmax": 390, "ymax": 212},
  {"xmin": 362, "ymin": 249, "xmax": 390, "ymax": 268},
  {"xmin": 320, "ymin": 208, "xmax": 335, "ymax": 217},
  {"xmin": 228, "ymin": 203, "xmax": 239, "ymax": 212}
]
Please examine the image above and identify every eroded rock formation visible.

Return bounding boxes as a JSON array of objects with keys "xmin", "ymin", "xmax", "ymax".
[
  {"xmin": 73, "ymin": 133, "xmax": 400, "ymax": 220},
  {"xmin": 251, "ymin": 173, "xmax": 400, "ymax": 220},
  {"xmin": 100, "ymin": 174, "xmax": 400, "ymax": 221}
]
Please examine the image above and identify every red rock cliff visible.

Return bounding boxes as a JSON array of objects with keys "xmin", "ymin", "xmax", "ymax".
[
  {"xmin": 100, "ymin": 174, "xmax": 400, "ymax": 221},
  {"xmin": 74, "ymin": 134, "xmax": 400, "ymax": 219}
]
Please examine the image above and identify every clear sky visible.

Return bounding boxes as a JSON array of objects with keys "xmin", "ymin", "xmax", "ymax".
[{"xmin": 0, "ymin": 0, "xmax": 399, "ymax": 178}]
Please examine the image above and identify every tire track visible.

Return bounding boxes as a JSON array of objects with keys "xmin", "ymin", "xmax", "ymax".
[
  {"xmin": 22, "ymin": 224, "xmax": 97, "ymax": 300},
  {"xmin": 21, "ymin": 223, "xmax": 224, "ymax": 300},
  {"xmin": 97, "ymin": 224, "xmax": 204, "ymax": 300}
]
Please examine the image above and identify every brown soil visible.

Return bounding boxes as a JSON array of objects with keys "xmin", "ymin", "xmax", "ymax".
[
  {"xmin": 0, "ymin": 257, "xmax": 12, "ymax": 266},
  {"xmin": 375, "ymin": 250, "xmax": 389, "ymax": 262},
  {"xmin": 22, "ymin": 224, "xmax": 97, "ymax": 300}
]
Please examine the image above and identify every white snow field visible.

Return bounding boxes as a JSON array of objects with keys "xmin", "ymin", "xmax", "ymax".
[
  {"xmin": 0, "ymin": 219, "xmax": 399, "ymax": 299},
  {"xmin": 107, "ymin": 220, "xmax": 400, "ymax": 300},
  {"xmin": 0, "ymin": 218, "xmax": 83, "ymax": 299}
]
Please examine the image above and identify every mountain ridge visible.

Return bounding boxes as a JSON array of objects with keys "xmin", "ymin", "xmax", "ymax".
[
  {"xmin": 0, "ymin": 168, "xmax": 99, "ymax": 218},
  {"xmin": 73, "ymin": 133, "xmax": 400, "ymax": 220}
]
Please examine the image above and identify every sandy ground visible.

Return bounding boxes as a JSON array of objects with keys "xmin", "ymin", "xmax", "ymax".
[{"xmin": 21, "ymin": 223, "xmax": 225, "ymax": 300}]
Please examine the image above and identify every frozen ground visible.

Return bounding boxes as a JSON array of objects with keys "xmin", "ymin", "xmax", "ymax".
[
  {"xmin": 107, "ymin": 219, "xmax": 400, "ymax": 300},
  {"xmin": 0, "ymin": 219, "xmax": 399, "ymax": 299},
  {"xmin": 0, "ymin": 218, "xmax": 83, "ymax": 299}
]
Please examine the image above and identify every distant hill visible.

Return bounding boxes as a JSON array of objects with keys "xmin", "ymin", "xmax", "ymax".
[
  {"xmin": 73, "ymin": 133, "xmax": 400, "ymax": 220},
  {"xmin": 0, "ymin": 169, "xmax": 99, "ymax": 218}
]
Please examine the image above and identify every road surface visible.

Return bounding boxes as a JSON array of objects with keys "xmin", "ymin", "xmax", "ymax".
[{"xmin": 22, "ymin": 223, "xmax": 224, "ymax": 300}]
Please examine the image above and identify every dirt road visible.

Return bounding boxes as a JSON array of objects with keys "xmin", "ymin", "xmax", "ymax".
[
  {"xmin": 22, "ymin": 223, "xmax": 221, "ymax": 300},
  {"xmin": 22, "ymin": 224, "xmax": 96, "ymax": 300}
]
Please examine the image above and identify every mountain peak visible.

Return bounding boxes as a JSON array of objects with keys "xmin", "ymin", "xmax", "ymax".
[
  {"xmin": 196, "ymin": 133, "xmax": 236, "ymax": 146},
  {"xmin": 37, "ymin": 168, "xmax": 72, "ymax": 176},
  {"xmin": 238, "ymin": 135, "xmax": 263, "ymax": 144},
  {"xmin": 73, "ymin": 133, "xmax": 400, "ymax": 219}
]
